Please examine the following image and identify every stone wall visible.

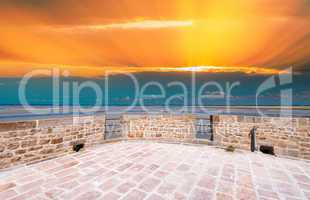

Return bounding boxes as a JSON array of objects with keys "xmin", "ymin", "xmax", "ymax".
[
  {"xmin": 1, "ymin": 113, "xmax": 310, "ymax": 169},
  {"xmin": 122, "ymin": 114, "xmax": 197, "ymax": 142},
  {"xmin": 213, "ymin": 115, "xmax": 310, "ymax": 159},
  {"xmin": 0, "ymin": 115, "xmax": 105, "ymax": 169}
]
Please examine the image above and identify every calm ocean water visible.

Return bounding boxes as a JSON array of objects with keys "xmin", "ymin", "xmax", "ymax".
[{"xmin": 0, "ymin": 106, "xmax": 310, "ymax": 121}]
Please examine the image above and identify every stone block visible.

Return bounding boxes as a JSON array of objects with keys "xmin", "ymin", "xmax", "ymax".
[
  {"xmin": 212, "ymin": 116, "xmax": 220, "ymax": 123},
  {"xmin": 39, "ymin": 139, "xmax": 50, "ymax": 145},
  {"xmin": 24, "ymin": 153, "xmax": 36, "ymax": 158},
  {"xmin": 287, "ymin": 150, "xmax": 299, "ymax": 157},
  {"xmin": 244, "ymin": 116, "xmax": 255, "ymax": 123},
  {"xmin": 40, "ymin": 149, "xmax": 55, "ymax": 154},
  {"xmin": 28, "ymin": 146, "xmax": 43, "ymax": 151},
  {"xmin": 11, "ymin": 156, "xmax": 22, "ymax": 163},
  {"xmin": 237, "ymin": 116, "xmax": 245, "ymax": 122},
  {"xmin": 51, "ymin": 138, "xmax": 63, "ymax": 144},
  {"xmin": 0, "ymin": 183, "xmax": 16, "ymax": 192},
  {"xmin": 4, "ymin": 132, "xmax": 18, "ymax": 138},
  {"xmin": 298, "ymin": 118, "xmax": 308, "ymax": 127},
  {"xmin": 0, "ymin": 117, "xmax": 105, "ymax": 170},
  {"xmin": 0, "ymin": 152, "xmax": 13, "ymax": 159},
  {"xmin": 21, "ymin": 140, "xmax": 37, "ymax": 148},
  {"xmin": 15, "ymin": 149, "xmax": 26, "ymax": 154},
  {"xmin": 0, "ymin": 121, "xmax": 37, "ymax": 132},
  {"xmin": 7, "ymin": 143, "xmax": 19, "ymax": 150}
]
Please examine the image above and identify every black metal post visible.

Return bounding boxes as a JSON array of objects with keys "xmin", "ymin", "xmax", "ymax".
[
  {"xmin": 210, "ymin": 115, "xmax": 214, "ymax": 141},
  {"xmin": 249, "ymin": 127, "xmax": 258, "ymax": 152}
]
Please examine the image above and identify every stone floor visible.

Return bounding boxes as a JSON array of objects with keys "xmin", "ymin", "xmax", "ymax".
[{"xmin": 0, "ymin": 141, "xmax": 310, "ymax": 200}]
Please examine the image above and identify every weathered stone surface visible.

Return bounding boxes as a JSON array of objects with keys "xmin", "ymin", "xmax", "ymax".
[
  {"xmin": 0, "ymin": 183, "xmax": 16, "ymax": 192},
  {"xmin": 51, "ymin": 138, "xmax": 63, "ymax": 144},
  {"xmin": 21, "ymin": 140, "xmax": 37, "ymax": 148},
  {"xmin": 39, "ymin": 139, "xmax": 50, "ymax": 145},
  {"xmin": 0, "ymin": 152, "xmax": 13, "ymax": 159},
  {"xmin": 0, "ymin": 116, "xmax": 105, "ymax": 169},
  {"xmin": 7, "ymin": 143, "xmax": 19, "ymax": 150},
  {"xmin": 28, "ymin": 146, "xmax": 43, "ymax": 151},
  {"xmin": 0, "ymin": 121, "xmax": 37, "ymax": 132},
  {"xmin": 15, "ymin": 149, "xmax": 26, "ymax": 154},
  {"xmin": 213, "ymin": 115, "xmax": 310, "ymax": 159},
  {"xmin": 1, "ymin": 113, "xmax": 309, "ymax": 170},
  {"xmin": 0, "ymin": 141, "xmax": 308, "ymax": 200},
  {"xmin": 40, "ymin": 149, "xmax": 55, "ymax": 154},
  {"xmin": 122, "ymin": 114, "xmax": 196, "ymax": 140}
]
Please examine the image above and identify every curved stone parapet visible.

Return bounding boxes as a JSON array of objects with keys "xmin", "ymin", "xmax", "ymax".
[
  {"xmin": 1, "ymin": 113, "xmax": 309, "ymax": 170},
  {"xmin": 0, "ymin": 115, "xmax": 105, "ymax": 169},
  {"xmin": 212, "ymin": 115, "xmax": 310, "ymax": 160},
  {"xmin": 122, "ymin": 114, "xmax": 197, "ymax": 140}
]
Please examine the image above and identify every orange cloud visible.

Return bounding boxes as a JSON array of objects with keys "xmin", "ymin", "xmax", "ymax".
[
  {"xmin": 0, "ymin": 0, "xmax": 309, "ymax": 77},
  {"xmin": 162, "ymin": 66, "xmax": 285, "ymax": 74},
  {"xmin": 43, "ymin": 20, "xmax": 193, "ymax": 33},
  {"xmin": 0, "ymin": 61, "xmax": 286, "ymax": 77}
]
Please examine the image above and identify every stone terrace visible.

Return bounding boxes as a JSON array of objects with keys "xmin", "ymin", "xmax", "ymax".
[{"xmin": 0, "ymin": 141, "xmax": 310, "ymax": 200}]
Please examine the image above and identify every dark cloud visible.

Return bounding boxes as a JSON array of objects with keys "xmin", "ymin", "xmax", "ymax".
[
  {"xmin": 0, "ymin": 48, "xmax": 31, "ymax": 62},
  {"xmin": 293, "ymin": 61, "xmax": 310, "ymax": 72},
  {"xmin": 299, "ymin": 0, "xmax": 310, "ymax": 16},
  {"xmin": 0, "ymin": 0, "xmax": 182, "ymax": 25},
  {"xmin": 0, "ymin": 0, "xmax": 59, "ymax": 11},
  {"xmin": 2, "ymin": 0, "xmax": 309, "ymax": 25}
]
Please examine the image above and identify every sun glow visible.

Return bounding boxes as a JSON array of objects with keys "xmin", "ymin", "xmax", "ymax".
[
  {"xmin": 46, "ymin": 20, "xmax": 194, "ymax": 33},
  {"xmin": 0, "ymin": 60, "xmax": 286, "ymax": 77},
  {"xmin": 161, "ymin": 66, "xmax": 285, "ymax": 74},
  {"xmin": 0, "ymin": 0, "xmax": 308, "ymax": 77}
]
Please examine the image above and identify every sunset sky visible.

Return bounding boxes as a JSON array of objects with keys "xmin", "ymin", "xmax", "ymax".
[{"xmin": 0, "ymin": 0, "xmax": 310, "ymax": 77}]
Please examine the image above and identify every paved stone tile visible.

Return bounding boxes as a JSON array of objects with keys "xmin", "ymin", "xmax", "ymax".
[
  {"xmin": 294, "ymin": 174, "xmax": 310, "ymax": 184},
  {"xmin": 189, "ymin": 188, "xmax": 213, "ymax": 200},
  {"xmin": 74, "ymin": 190, "xmax": 102, "ymax": 200},
  {"xmin": 0, "ymin": 189, "xmax": 18, "ymax": 200},
  {"xmin": 145, "ymin": 164, "xmax": 160, "ymax": 173},
  {"xmin": 45, "ymin": 188, "xmax": 65, "ymax": 199},
  {"xmin": 132, "ymin": 170, "xmax": 151, "ymax": 182},
  {"xmin": 100, "ymin": 177, "xmax": 120, "ymax": 192},
  {"xmin": 236, "ymin": 187, "xmax": 257, "ymax": 200},
  {"xmin": 304, "ymin": 191, "xmax": 310, "ymax": 200},
  {"xmin": 116, "ymin": 181, "xmax": 136, "ymax": 193},
  {"xmin": 216, "ymin": 180, "xmax": 234, "ymax": 195},
  {"xmin": 236, "ymin": 174, "xmax": 253, "ymax": 188},
  {"xmin": 174, "ymin": 192, "xmax": 187, "ymax": 200},
  {"xmin": 157, "ymin": 182, "xmax": 177, "ymax": 195},
  {"xmin": 11, "ymin": 188, "xmax": 42, "ymax": 200},
  {"xmin": 123, "ymin": 189, "xmax": 146, "ymax": 200},
  {"xmin": 216, "ymin": 192, "xmax": 234, "ymax": 200},
  {"xmin": 101, "ymin": 192, "xmax": 120, "ymax": 200},
  {"xmin": 176, "ymin": 163, "xmax": 191, "ymax": 172},
  {"xmin": 206, "ymin": 166, "xmax": 221, "ymax": 177},
  {"xmin": 58, "ymin": 180, "xmax": 80, "ymax": 190},
  {"xmin": 60, "ymin": 183, "xmax": 96, "ymax": 199},
  {"xmin": 197, "ymin": 175, "xmax": 216, "ymax": 190},
  {"xmin": 257, "ymin": 189, "xmax": 280, "ymax": 199},
  {"xmin": 0, "ymin": 141, "xmax": 309, "ymax": 200},
  {"xmin": 17, "ymin": 178, "xmax": 44, "ymax": 192},
  {"xmin": 153, "ymin": 170, "xmax": 169, "ymax": 178},
  {"xmin": 0, "ymin": 182, "xmax": 16, "ymax": 192},
  {"xmin": 146, "ymin": 193, "xmax": 165, "ymax": 200},
  {"xmin": 139, "ymin": 177, "xmax": 161, "ymax": 192},
  {"xmin": 116, "ymin": 162, "xmax": 134, "ymax": 172}
]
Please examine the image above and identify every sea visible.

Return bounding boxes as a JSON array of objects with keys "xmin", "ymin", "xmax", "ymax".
[{"xmin": 0, "ymin": 105, "xmax": 310, "ymax": 121}]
